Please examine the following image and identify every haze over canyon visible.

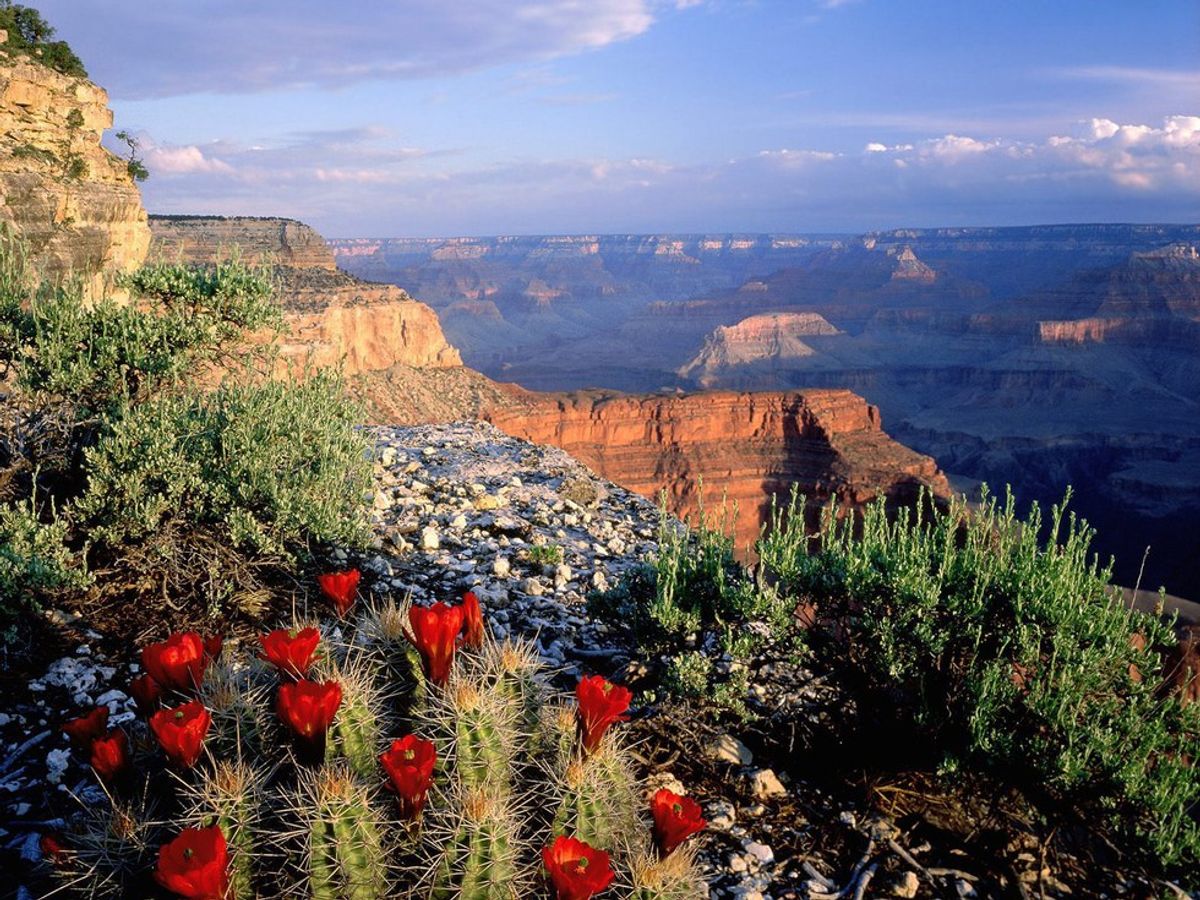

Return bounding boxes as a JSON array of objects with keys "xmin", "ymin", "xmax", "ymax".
[{"xmin": 330, "ymin": 226, "xmax": 1200, "ymax": 600}]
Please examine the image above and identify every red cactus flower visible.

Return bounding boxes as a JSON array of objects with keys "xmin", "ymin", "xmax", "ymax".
[
  {"xmin": 40, "ymin": 833, "xmax": 69, "ymax": 866},
  {"xmin": 89, "ymin": 730, "xmax": 130, "ymax": 784},
  {"xmin": 258, "ymin": 627, "xmax": 321, "ymax": 679},
  {"xmin": 408, "ymin": 601, "xmax": 465, "ymax": 687},
  {"xmin": 277, "ymin": 679, "xmax": 342, "ymax": 765},
  {"xmin": 154, "ymin": 824, "xmax": 230, "ymax": 900},
  {"xmin": 130, "ymin": 674, "xmax": 164, "ymax": 716},
  {"xmin": 203, "ymin": 634, "xmax": 223, "ymax": 663},
  {"xmin": 150, "ymin": 700, "xmax": 212, "ymax": 769},
  {"xmin": 380, "ymin": 734, "xmax": 437, "ymax": 819},
  {"xmin": 62, "ymin": 706, "xmax": 108, "ymax": 752},
  {"xmin": 317, "ymin": 568, "xmax": 360, "ymax": 618},
  {"xmin": 650, "ymin": 788, "xmax": 706, "ymax": 857},
  {"xmin": 461, "ymin": 591, "xmax": 484, "ymax": 649},
  {"xmin": 542, "ymin": 835, "xmax": 615, "ymax": 900},
  {"xmin": 575, "ymin": 675, "xmax": 631, "ymax": 754},
  {"xmin": 142, "ymin": 632, "xmax": 209, "ymax": 693}
]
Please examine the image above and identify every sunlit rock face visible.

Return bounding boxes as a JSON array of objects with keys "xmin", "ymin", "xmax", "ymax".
[
  {"xmin": 484, "ymin": 387, "xmax": 949, "ymax": 553},
  {"xmin": 149, "ymin": 216, "xmax": 463, "ymax": 375},
  {"xmin": 0, "ymin": 56, "xmax": 150, "ymax": 300}
]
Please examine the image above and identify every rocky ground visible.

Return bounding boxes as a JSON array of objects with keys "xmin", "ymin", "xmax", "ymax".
[{"xmin": 3, "ymin": 423, "xmax": 1193, "ymax": 899}]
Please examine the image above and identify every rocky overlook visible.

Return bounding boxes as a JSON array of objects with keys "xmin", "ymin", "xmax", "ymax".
[{"xmin": 0, "ymin": 54, "xmax": 148, "ymax": 299}]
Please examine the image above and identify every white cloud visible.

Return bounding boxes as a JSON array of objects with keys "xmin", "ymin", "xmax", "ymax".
[
  {"xmin": 39, "ymin": 0, "xmax": 665, "ymax": 98},
  {"xmin": 134, "ymin": 114, "xmax": 1200, "ymax": 235}
]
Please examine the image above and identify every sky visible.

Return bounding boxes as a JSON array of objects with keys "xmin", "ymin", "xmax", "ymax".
[{"xmin": 35, "ymin": 0, "xmax": 1200, "ymax": 237}]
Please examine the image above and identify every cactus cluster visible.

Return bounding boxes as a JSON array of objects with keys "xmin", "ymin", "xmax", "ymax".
[{"xmin": 45, "ymin": 580, "xmax": 707, "ymax": 899}]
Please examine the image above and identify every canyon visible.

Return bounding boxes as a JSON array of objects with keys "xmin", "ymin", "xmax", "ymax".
[
  {"xmin": 334, "ymin": 225, "xmax": 1200, "ymax": 599},
  {"xmin": 139, "ymin": 216, "xmax": 948, "ymax": 555}
]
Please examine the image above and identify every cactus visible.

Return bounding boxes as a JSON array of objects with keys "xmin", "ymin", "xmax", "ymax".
[
  {"xmin": 291, "ymin": 764, "xmax": 390, "ymax": 900},
  {"xmin": 55, "ymin": 593, "xmax": 707, "ymax": 899},
  {"xmin": 180, "ymin": 760, "xmax": 261, "ymax": 899}
]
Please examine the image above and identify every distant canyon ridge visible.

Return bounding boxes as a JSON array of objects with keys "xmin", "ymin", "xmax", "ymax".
[{"xmin": 329, "ymin": 227, "xmax": 1200, "ymax": 600}]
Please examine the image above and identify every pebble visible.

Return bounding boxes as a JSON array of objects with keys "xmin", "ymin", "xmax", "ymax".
[
  {"xmin": 748, "ymin": 768, "xmax": 788, "ymax": 799},
  {"xmin": 708, "ymin": 733, "xmax": 754, "ymax": 766}
]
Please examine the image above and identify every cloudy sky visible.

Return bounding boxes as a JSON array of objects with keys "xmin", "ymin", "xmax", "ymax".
[{"xmin": 37, "ymin": 0, "xmax": 1200, "ymax": 237}]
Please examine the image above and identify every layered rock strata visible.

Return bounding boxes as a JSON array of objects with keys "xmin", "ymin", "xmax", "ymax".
[
  {"xmin": 484, "ymin": 388, "xmax": 949, "ymax": 552},
  {"xmin": 0, "ymin": 55, "xmax": 149, "ymax": 299},
  {"xmin": 148, "ymin": 216, "xmax": 462, "ymax": 374}
]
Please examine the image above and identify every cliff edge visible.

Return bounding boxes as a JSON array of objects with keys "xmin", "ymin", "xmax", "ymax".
[{"xmin": 0, "ymin": 53, "xmax": 149, "ymax": 299}]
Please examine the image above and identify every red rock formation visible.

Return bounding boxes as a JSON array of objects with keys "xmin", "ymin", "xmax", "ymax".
[{"xmin": 484, "ymin": 388, "xmax": 948, "ymax": 551}]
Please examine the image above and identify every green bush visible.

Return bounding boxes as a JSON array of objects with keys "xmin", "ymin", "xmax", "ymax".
[
  {"xmin": 76, "ymin": 374, "xmax": 371, "ymax": 557},
  {"xmin": 0, "ymin": 494, "xmax": 85, "ymax": 618},
  {"xmin": 0, "ymin": 1, "xmax": 86, "ymax": 77},
  {"xmin": 0, "ymin": 255, "xmax": 280, "ymax": 418},
  {"xmin": 771, "ymin": 486, "xmax": 1200, "ymax": 872},
  {"xmin": 0, "ymin": 231, "xmax": 370, "ymax": 628}
]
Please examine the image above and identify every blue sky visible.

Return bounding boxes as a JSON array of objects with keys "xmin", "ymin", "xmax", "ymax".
[{"xmin": 37, "ymin": 0, "xmax": 1200, "ymax": 237}]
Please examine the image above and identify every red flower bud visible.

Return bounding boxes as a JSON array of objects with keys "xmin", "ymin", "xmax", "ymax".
[
  {"xmin": 154, "ymin": 824, "xmax": 230, "ymax": 900},
  {"xmin": 203, "ymin": 634, "xmax": 223, "ymax": 663},
  {"xmin": 408, "ymin": 601, "xmax": 464, "ymax": 687},
  {"xmin": 40, "ymin": 833, "xmax": 69, "ymax": 866},
  {"xmin": 150, "ymin": 700, "xmax": 211, "ymax": 769},
  {"xmin": 317, "ymin": 568, "xmax": 360, "ymax": 618},
  {"xmin": 461, "ymin": 591, "xmax": 484, "ymax": 649},
  {"xmin": 62, "ymin": 706, "xmax": 108, "ymax": 752},
  {"xmin": 380, "ymin": 734, "xmax": 437, "ymax": 819},
  {"xmin": 130, "ymin": 674, "xmax": 164, "ymax": 716},
  {"xmin": 575, "ymin": 675, "xmax": 631, "ymax": 754},
  {"xmin": 142, "ymin": 632, "xmax": 209, "ymax": 693},
  {"xmin": 89, "ymin": 730, "xmax": 130, "ymax": 784},
  {"xmin": 258, "ymin": 627, "xmax": 321, "ymax": 679},
  {"xmin": 542, "ymin": 835, "xmax": 615, "ymax": 900},
  {"xmin": 650, "ymin": 788, "xmax": 706, "ymax": 857}
]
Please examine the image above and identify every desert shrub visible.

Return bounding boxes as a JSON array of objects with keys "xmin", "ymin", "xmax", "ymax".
[
  {"xmin": 0, "ymin": 255, "xmax": 280, "ymax": 418},
  {"xmin": 771, "ymin": 485, "xmax": 1200, "ymax": 872},
  {"xmin": 0, "ymin": 494, "xmax": 85, "ymax": 621},
  {"xmin": 588, "ymin": 497, "xmax": 791, "ymax": 715},
  {"xmin": 0, "ymin": 231, "xmax": 369, "ymax": 628},
  {"xmin": 75, "ymin": 374, "xmax": 371, "ymax": 557}
]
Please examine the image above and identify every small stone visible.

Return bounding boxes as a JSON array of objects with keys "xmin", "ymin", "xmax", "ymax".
[
  {"xmin": 743, "ymin": 841, "xmax": 774, "ymax": 865},
  {"xmin": 450, "ymin": 514, "xmax": 467, "ymax": 530},
  {"xmin": 893, "ymin": 872, "xmax": 920, "ymax": 899},
  {"xmin": 707, "ymin": 800, "xmax": 736, "ymax": 831},
  {"xmin": 707, "ymin": 733, "xmax": 754, "ymax": 766},
  {"xmin": 522, "ymin": 578, "xmax": 544, "ymax": 597},
  {"xmin": 554, "ymin": 563, "xmax": 572, "ymax": 586},
  {"xmin": 748, "ymin": 768, "xmax": 787, "ymax": 799},
  {"xmin": 420, "ymin": 527, "xmax": 440, "ymax": 551},
  {"xmin": 728, "ymin": 854, "xmax": 748, "ymax": 873},
  {"xmin": 591, "ymin": 570, "xmax": 609, "ymax": 592},
  {"xmin": 492, "ymin": 557, "xmax": 511, "ymax": 578}
]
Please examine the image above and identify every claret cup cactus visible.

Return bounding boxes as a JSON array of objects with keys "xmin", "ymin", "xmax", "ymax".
[{"xmin": 48, "ymin": 581, "xmax": 706, "ymax": 898}]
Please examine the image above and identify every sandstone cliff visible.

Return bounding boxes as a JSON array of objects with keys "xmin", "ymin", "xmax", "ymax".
[
  {"xmin": 0, "ymin": 54, "xmax": 149, "ymax": 299},
  {"xmin": 148, "ymin": 216, "xmax": 462, "ymax": 374},
  {"xmin": 483, "ymin": 388, "xmax": 949, "ymax": 552}
]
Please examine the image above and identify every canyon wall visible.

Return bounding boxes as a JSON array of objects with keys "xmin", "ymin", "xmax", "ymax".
[
  {"xmin": 148, "ymin": 216, "xmax": 462, "ymax": 374},
  {"xmin": 484, "ymin": 388, "xmax": 948, "ymax": 551},
  {"xmin": 0, "ymin": 54, "xmax": 149, "ymax": 299}
]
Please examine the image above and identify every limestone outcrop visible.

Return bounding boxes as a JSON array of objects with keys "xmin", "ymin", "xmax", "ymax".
[
  {"xmin": 483, "ymin": 388, "xmax": 949, "ymax": 552},
  {"xmin": 148, "ymin": 216, "xmax": 462, "ymax": 374},
  {"xmin": 0, "ymin": 54, "xmax": 149, "ymax": 299}
]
